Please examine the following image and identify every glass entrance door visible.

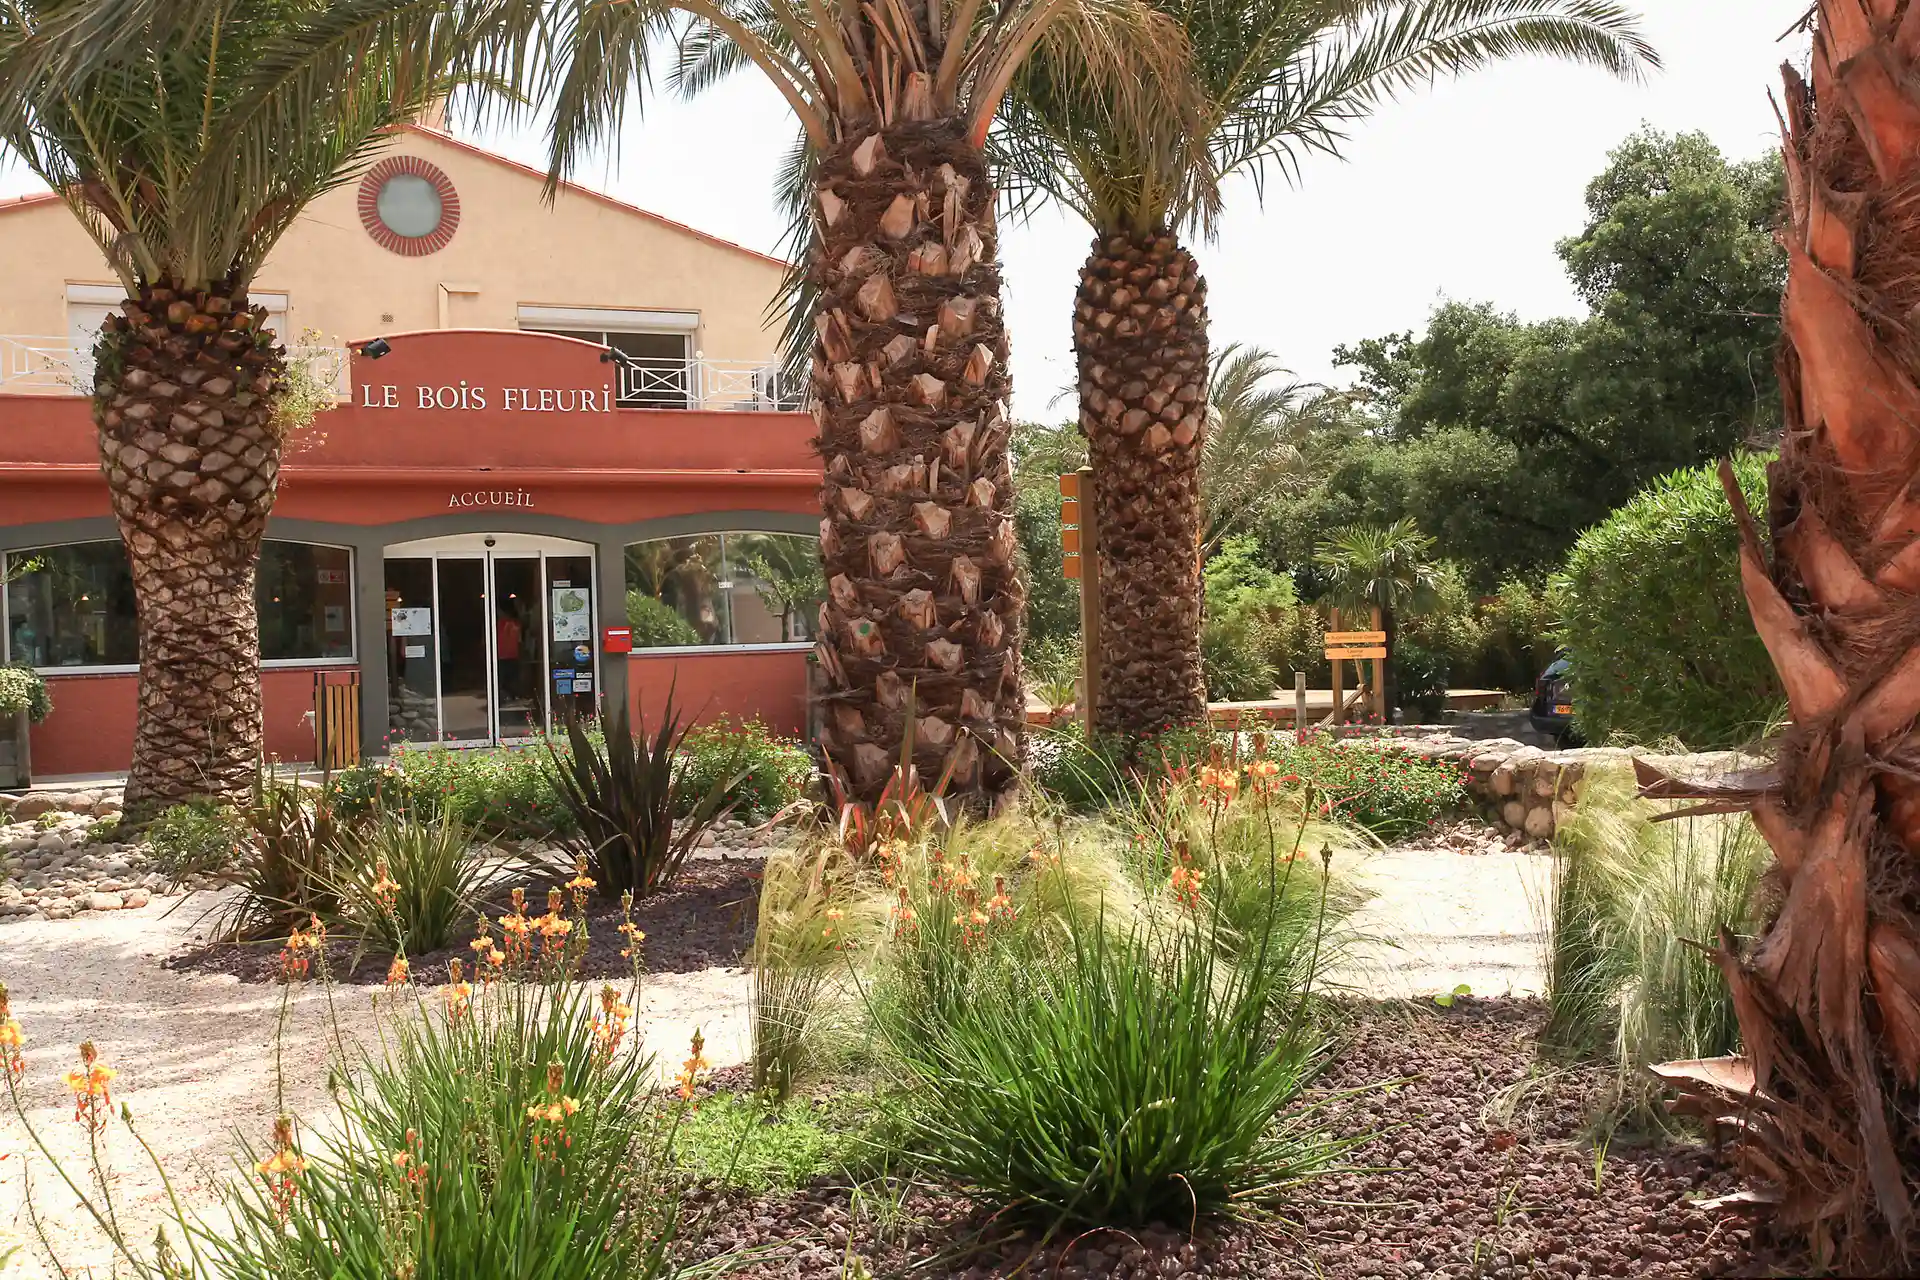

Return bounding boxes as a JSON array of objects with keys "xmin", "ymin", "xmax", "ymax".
[{"xmin": 383, "ymin": 538, "xmax": 598, "ymax": 748}]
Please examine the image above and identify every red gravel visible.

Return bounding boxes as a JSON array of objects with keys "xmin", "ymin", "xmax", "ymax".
[{"xmin": 675, "ymin": 1000, "xmax": 1792, "ymax": 1279}]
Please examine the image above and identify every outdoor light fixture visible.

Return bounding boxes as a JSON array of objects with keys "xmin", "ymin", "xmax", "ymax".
[
  {"xmin": 357, "ymin": 337, "xmax": 393, "ymax": 360},
  {"xmin": 599, "ymin": 346, "xmax": 636, "ymax": 369}
]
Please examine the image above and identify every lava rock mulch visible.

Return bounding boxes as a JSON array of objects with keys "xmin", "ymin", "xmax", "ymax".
[
  {"xmin": 163, "ymin": 856, "xmax": 761, "ymax": 984},
  {"xmin": 676, "ymin": 1001, "xmax": 1792, "ymax": 1279}
]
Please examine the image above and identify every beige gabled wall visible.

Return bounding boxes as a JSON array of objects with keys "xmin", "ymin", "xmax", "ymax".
[{"xmin": 0, "ymin": 125, "xmax": 787, "ymax": 363}]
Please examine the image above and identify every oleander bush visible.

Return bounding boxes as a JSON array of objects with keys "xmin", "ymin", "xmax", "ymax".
[{"xmin": 1553, "ymin": 454, "xmax": 1783, "ymax": 748}]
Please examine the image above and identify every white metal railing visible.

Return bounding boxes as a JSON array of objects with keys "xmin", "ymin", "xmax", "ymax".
[
  {"xmin": 0, "ymin": 335, "xmax": 352, "ymax": 399},
  {"xmin": 611, "ymin": 355, "xmax": 803, "ymax": 412}
]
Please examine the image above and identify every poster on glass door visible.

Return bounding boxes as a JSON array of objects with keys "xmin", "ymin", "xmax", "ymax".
[{"xmin": 550, "ymin": 586, "xmax": 592, "ymax": 642}]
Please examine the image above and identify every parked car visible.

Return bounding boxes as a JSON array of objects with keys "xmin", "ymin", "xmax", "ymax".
[{"xmin": 1529, "ymin": 654, "xmax": 1581, "ymax": 746}]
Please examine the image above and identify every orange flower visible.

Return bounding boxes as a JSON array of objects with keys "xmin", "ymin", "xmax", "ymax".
[
  {"xmin": 592, "ymin": 984, "xmax": 633, "ymax": 1063},
  {"xmin": 890, "ymin": 887, "xmax": 918, "ymax": 942},
  {"xmin": 948, "ymin": 853, "xmax": 975, "ymax": 893},
  {"xmin": 0, "ymin": 983, "xmax": 23, "ymax": 1080},
  {"xmin": 370, "ymin": 860, "xmax": 400, "ymax": 913},
  {"xmin": 985, "ymin": 876, "xmax": 1015, "ymax": 922},
  {"xmin": 1170, "ymin": 863, "xmax": 1205, "ymax": 911},
  {"xmin": 567, "ymin": 859, "xmax": 597, "ymax": 910},
  {"xmin": 675, "ymin": 1029, "xmax": 710, "ymax": 1102},
  {"xmin": 527, "ymin": 1059, "xmax": 581, "ymax": 1156},
  {"xmin": 279, "ymin": 926, "xmax": 313, "ymax": 982},
  {"xmin": 443, "ymin": 959, "xmax": 473, "ymax": 1020},
  {"xmin": 384, "ymin": 956, "xmax": 410, "ymax": 988},
  {"xmin": 255, "ymin": 1115, "xmax": 306, "ymax": 1221},
  {"xmin": 1198, "ymin": 764, "xmax": 1240, "ymax": 800},
  {"xmin": 62, "ymin": 1041, "xmax": 117, "ymax": 1131}
]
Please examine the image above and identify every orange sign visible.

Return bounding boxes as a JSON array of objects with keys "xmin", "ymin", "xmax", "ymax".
[
  {"xmin": 1062, "ymin": 527, "xmax": 1082, "ymax": 553},
  {"xmin": 1326, "ymin": 630, "xmax": 1386, "ymax": 644},
  {"xmin": 1059, "ymin": 472, "xmax": 1081, "ymax": 499},
  {"xmin": 1063, "ymin": 552, "xmax": 1082, "ymax": 580},
  {"xmin": 1325, "ymin": 644, "xmax": 1387, "ymax": 660}
]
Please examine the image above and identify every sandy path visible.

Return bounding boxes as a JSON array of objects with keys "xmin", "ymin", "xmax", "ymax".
[
  {"xmin": 0, "ymin": 894, "xmax": 752, "ymax": 1276},
  {"xmin": 1328, "ymin": 843, "xmax": 1553, "ymax": 999}
]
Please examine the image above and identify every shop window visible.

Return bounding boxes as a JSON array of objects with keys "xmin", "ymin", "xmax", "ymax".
[
  {"xmin": 2, "ymin": 540, "xmax": 354, "ymax": 670},
  {"xmin": 624, "ymin": 532, "xmax": 821, "ymax": 651}
]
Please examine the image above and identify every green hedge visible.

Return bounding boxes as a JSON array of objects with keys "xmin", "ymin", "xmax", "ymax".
[
  {"xmin": 1553, "ymin": 454, "xmax": 1782, "ymax": 748},
  {"xmin": 0, "ymin": 663, "xmax": 51, "ymax": 723}
]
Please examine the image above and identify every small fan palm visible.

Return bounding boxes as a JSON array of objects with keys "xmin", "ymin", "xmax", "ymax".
[
  {"xmin": 1314, "ymin": 517, "xmax": 1441, "ymax": 712},
  {"xmin": 1200, "ymin": 343, "xmax": 1323, "ymax": 557},
  {"xmin": 996, "ymin": 0, "xmax": 1657, "ymax": 738}
]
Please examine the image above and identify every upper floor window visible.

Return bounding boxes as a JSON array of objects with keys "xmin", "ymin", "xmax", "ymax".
[
  {"xmin": 3, "ymin": 540, "xmax": 354, "ymax": 671},
  {"xmin": 624, "ymin": 532, "xmax": 822, "ymax": 651},
  {"xmin": 517, "ymin": 305, "xmax": 699, "ymax": 409}
]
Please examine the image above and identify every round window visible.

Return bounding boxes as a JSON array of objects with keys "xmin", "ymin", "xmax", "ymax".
[
  {"xmin": 376, "ymin": 174, "xmax": 444, "ymax": 237},
  {"xmin": 358, "ymin": 157, "xmax": 461, "ymax": 256}
]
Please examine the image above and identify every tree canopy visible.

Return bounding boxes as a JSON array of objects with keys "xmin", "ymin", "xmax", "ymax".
[{"xmin": 1263, "ymin": 127, "xmax": 1785, "ymax": 589}]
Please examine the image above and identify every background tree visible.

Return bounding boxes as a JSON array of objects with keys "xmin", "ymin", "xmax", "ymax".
[
  {"xmin": 1313, "ymin": 518, "xmax": 1439, "ymax": 715},
  {"xmin": 629, "ymin": 0, "xmax": 1192, "ymax": 804},
  {"xmin": 1652, "ymin": 7, "xmax": 1920, "ymax": 1269},
  {"xmin": 997, "ymin": 0, "xmax": 1655, "ymax": 740},
  {"xmin": 0, "ymin": 0, "xmax": 552, "ymax": 815},
  {"xmin": 1268, "ymin": 128, "xmax": 1786, "ymax": 588},
  {"xmin": 1199, "ymin": 344, "xmax": 1322, "ymax": 557},
  {"xmin": 734, "ymin": 533, "xmax": 827, "ymax": 641}
]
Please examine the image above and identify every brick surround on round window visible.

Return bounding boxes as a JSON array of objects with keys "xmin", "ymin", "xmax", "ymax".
[{"xmin": 358, "ymin": 156, "xmax": 461, "ymax": 256}]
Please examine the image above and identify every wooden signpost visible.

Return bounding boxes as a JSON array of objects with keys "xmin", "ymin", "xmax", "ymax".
[
  {"xmin": 1061, "ymin": 468, "xmax": 1100, "ymax": 733},
  {"xmin": 1324, "ymin": 608, "xmax": 1388, "ymax": 725}
]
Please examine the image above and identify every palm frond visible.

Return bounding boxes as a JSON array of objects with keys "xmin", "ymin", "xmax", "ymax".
[{"xmin": 1200, "ymin": 343, "xmax": 1324, "ymax": 555}]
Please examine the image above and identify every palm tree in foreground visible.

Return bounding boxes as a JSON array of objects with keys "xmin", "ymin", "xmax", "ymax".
[
  {"xmin": 997, "ymin": 0, "xmax": 1656, "ymax": 738},
  {"xmin": 0, "ymin": 0, "xmax": 544, "ymax": 816},
  {"xmin": 1649, "ymin": 4, "xmax": 1920, "ymax": 1270},
  {"xmin": 1313, "ymin": 518, "xmax": 1438, "ymax": 716},
  {"xmin": 628, "ymin": 0, "xmax": 1192, "ymax": 804}
]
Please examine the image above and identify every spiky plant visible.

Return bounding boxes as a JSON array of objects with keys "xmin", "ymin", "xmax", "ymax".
[
  {"xmin": 0, "ymin": 1, "xmax": 549, "ymax": 815},
  {"xmin": 995, "ymin": 0, "xmax": 1656, "ymax": 738}
]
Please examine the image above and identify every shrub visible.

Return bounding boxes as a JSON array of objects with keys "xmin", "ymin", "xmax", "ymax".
[
  {"xmin": 0, "ymin": 663, "xmax": 51, "ymax": 723},
  {"xmin": 1267, "ymin": 735, "xmax": 1468, "ymax": 838},
  {"xmin": 206, "ymin": 778, "xmax": 348, "ymax": 940},
  {"xmin": 626, "ymin": 589, "xmax": 701, "ymax": 647},
  {"xmin": 1392, "ymin": 638, "xmax": 1450, "ymax": 722},
  {"xmin": 548, "ymin": 696, "xmax": 745, "ymax": 898},
  {"xmin": 1541, "ymin": 766, "xmax": 1771, "ymax": 1129},
  {"xmin": 327, "ymin": 743, "xmax": 575, "ymax": 843},
  {"xmin": 335, "ymin": 809, "xmax": 488, "ymax": 956},
  {"xmin": 1463, "ymin": 578, "xmax": 1558, "ymax": 693},
  {"xmin": 669, "ymin": 1091, "xmax": 876, "ymax": 1192},
  {"xmin": 1553, "ymin": 454, "xmax": 1783, "ymax": 748},
  {"xmin": 1027, "ymin": 720, "xmax": 1132, "ymax": 813},
  {"xmin": 147, "ymin": 798, "xmax": 245, "ymax": 877},
  {"xmin": 680, "ymin": 717, "xmax": 811, "ymax": 819},
  {"xmin": 1203, "ymin": 611, "xmax": 1278, "ymax": 702},
  {"xmin": 880, "ymin": 882, "xmax": 1345, "ymax": 1226}
]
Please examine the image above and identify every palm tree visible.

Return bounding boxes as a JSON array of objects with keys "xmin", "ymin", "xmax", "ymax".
[
  {"xmin": 1646, "ymin": 6, "xmax": 1920, "ymax": 1270},
  {"xmin": 0, "ymin": 1, "xmax": 554, "ymax": 816},
  {"xmin": 1199, "ymin": 343, "xmax": 1321, "ymax": 557},
  {"xmin": 1314, "ymin": 518, "xmax": 1438, "ymax": 716},
  {"xmin": 609, "ymin": 0, "xmax": 1194, "ymax": 804},
  {"xmin": 996, "ymin": 0, "xmax": 1656, "ymax": 738}
]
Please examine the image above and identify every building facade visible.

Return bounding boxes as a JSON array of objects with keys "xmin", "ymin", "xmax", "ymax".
[{"xmin": 0, "ymin": 126, "xmax": 823, "ymax": 778}]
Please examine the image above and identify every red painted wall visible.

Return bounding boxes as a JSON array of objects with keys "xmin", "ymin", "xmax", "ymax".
[
  {"xmin": 0, "ymin": 329, "xmax": 821, "ymax": 529},
  {"xmin": 625, "ymin": 649, "xmax": 810, "ymax": 738},
  {"xmin": 29, "ymin": 666, "xmax": 352, "ymax": 779}
]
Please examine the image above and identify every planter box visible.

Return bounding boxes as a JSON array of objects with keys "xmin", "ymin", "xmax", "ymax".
[{"xmin": 0, "ymin": 708, "xmax": 28, "ymax": 790}]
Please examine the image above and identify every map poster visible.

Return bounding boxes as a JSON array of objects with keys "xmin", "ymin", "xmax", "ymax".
[{"xmin": 550, "ymin": 587, "xmax": 592, "ymax": 642}]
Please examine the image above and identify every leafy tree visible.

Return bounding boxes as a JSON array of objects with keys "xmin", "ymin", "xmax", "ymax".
[
  {"xmin": 1200, "ymin": 345, "xmax": 1323, "ymax": 556},
  {"xmin": 734, "ymin": 533, "xmax": 826, "ymax": 642},
  {"xmin": 997, "ymin": 0, "xmax": 1654, "ymax": 737},
  {"xmin": 0, "ymin": 0, "xmax": 552, "ymax": 815},
  {"xmin": 1291, "ymin": 128, "xmax": 1786, "ymax": 590}
]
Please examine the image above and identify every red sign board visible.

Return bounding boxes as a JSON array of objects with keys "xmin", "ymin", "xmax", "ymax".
[{"xmin": 602, "ymin": 626, "xmax": 633, "ymax": 654}]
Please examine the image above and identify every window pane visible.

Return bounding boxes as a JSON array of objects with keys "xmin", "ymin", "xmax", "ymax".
[
  {"xmin": 624, "ymin": 536, "xmax": 724, "ymax": 647},
  {"xmin": 3, "ymin": 542, "xmax": 138, "ymax": 668},
  {"xmin": 610, "ymin": 332, "xmax": 690, "ymax": 409},
  {"xmin": 725, "ymin": 533, "xmax": 824, "ymax": 643},
  {"xmin": 258, "ymin": 543, "xmax": 355, "ymax": 661}
]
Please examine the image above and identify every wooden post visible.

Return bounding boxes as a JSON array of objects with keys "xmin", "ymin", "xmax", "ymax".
[
  {"xmin": 1372, "ymin": 606, "xmax": 1388, "ymax": 725},
  {"xmin": 1062, "ymin": 467, "xmax": 1101, "ymax": 735},
  {"xmin": 1294, "ymin": 671, "xmax": 1307, "ymax": 745},
  {"xmin": 1328, "ymin": 609, "xmax": 1344, "ymax": 726}
]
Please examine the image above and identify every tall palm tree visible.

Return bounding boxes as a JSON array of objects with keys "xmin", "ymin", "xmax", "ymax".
[
  {"xmin": 1314, "ymin": 517, "xmax": 1438, "ymax": 715},
  {"xmin": 996, "ymin": 0, "xmax": 1656, "ymax": 738},
  {"xmin": 1199, "ymin": 342, "xmax": 1320, "ymax": 557},
  {"xmin": 1648, "ymin": 5, "xmax": 1920, "ymax": 1270},
  {"xmin": 606, "ymin": 0, "xmax": 1194, "ymax": 804},
  {"xmin": 0, "ymin": 0, "xmax": 556, "ymax": 816}
]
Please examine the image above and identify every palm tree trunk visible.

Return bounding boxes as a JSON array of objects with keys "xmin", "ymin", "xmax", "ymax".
[
  {"xmin": 1074, "ymin": 228, "xmax": 1208, "ymax": 738},
  {"xmin": 810, "ymin": 119, "xmax": 1023, "ymax": 805},
  {"xmin": 1658, "ymin": 9, "xmax": 1920, "ymax": 1269},
  {"xmin": 95, "ymin": 281, "xmax": 284, "ymax": 818}
]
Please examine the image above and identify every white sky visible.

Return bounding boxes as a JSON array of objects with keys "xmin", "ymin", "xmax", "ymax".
[{"xmin": 0, "ymin": 0, "xmax": 1810, "ymax": 419}]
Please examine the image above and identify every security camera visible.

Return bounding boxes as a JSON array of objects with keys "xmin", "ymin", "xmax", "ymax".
[
  {"xmin": 484, "ymin": 537, "xmax": 497, "ymax": 548},
  {"xmin": 358, "ymin": 337, "xmax": 393, "ymax": 360}
]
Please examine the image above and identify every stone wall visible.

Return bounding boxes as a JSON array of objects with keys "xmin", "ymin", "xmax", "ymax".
[{"xmin": 1341, "ymin": 728, "xmax": 1751, "ymax": 843}]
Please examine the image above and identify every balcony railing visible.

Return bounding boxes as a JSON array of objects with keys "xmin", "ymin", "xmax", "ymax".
[
  {"xmin": 0, "ymin": 336, "xmax": 804, "ymax": 413},
  {"xmin": 610, "ymin": 355, "xmax": 803, "ymax": 412},
  {"xmin": 0, "ymin": 334, "xmax": 352, "ymax": 399}
]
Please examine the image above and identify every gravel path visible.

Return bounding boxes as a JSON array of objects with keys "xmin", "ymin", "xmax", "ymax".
[
  {"xmin": 0, "ymin": 893, "xmax": 752, "ymax": 1276},
  {"xmin": 1329, "ymin": 836, "xmax": 1554, "ymax": 1000}
]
